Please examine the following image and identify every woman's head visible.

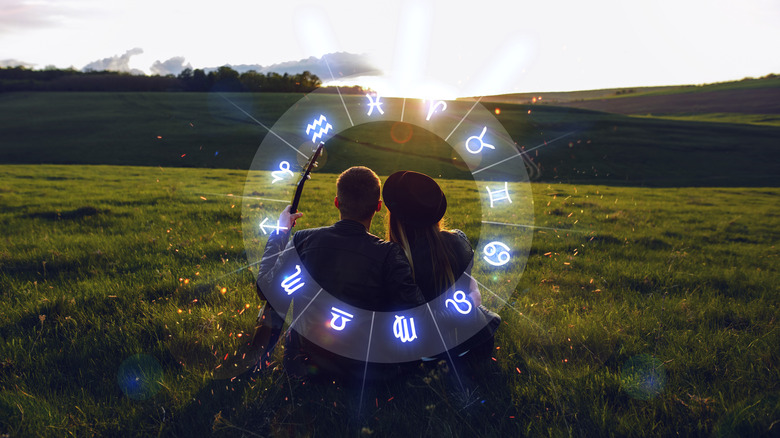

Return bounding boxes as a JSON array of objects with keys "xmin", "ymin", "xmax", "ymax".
[
  {"xmin": 383, "ymin": 171, "xmax": 455, "ymax": 295},
  {"xmin": 382, "ymin": 170, "xmax": 447, "ymax": 228}
]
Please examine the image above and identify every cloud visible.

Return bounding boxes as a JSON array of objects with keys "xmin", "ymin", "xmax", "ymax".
[
  {"xmin": 0, "ymin": 59, "xmax": 35, "ymax": 68},
  {"xmin": 213, "ymin": 52, "xmax": 381, "ymax": 80},
  {"xmin": 82, "ymin": 48, "xmax": 145, "ymax": 74},
  {"xmin": 0, "ymin": 0, "xmax": 56, "ymax": 33},
  {"xmin": 150, "ymin": 56, "xmax": 191, "ymax": 76}
]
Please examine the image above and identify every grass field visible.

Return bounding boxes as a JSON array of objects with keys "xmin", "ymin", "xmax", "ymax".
[
  {"xmin": 1, "ymin": 92, "xmax": 778, "ymax": 187},
  {"xmin": 1, "ymin": 164, "xmax": 777, "ymax": 436},
  {"xmin": 478, "ymin": 76, "xmax": 780, "ymax": 128}
]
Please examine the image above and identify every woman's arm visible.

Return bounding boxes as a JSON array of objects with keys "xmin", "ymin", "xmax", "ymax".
[{"xmin": 468, "ymin": 273, "xmax": 482, "ymax": 307}]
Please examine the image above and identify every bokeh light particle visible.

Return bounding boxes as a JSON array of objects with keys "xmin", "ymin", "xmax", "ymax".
[
  {"xmin": 117, "ymin": 354, "xmax": 163, "ymax": 401},
  {"xmin": 621, "ymin": 354, "xmax": 667, "ymax": 400}
]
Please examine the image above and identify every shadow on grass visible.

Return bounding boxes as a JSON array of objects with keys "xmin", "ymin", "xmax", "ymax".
[
  {"xmin": 169, "ymin": 355, "xmax": 523, "ymax": 437},
  {"xmin": 26, "ymin": 206, "xmax": 113, "ymax": 221}
]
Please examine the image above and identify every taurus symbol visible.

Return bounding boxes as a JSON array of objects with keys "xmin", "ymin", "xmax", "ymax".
[{"xmin": 465, "ymin": 127, "xmax": 496, "ymax": 155}]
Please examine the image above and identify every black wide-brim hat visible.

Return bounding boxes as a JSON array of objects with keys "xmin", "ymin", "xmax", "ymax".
[{"xmin": 383, "ymin": 171, "xmax": 447, "ymax": 228}]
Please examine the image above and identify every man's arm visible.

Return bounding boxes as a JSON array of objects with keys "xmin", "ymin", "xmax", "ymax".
[
  {"xmin": 256, "ymin": 206, "xmax": 303, "ymax": 299},
  {"xmin": 248, "ymin": 206, "xmax": 303, "ymax": 372}
]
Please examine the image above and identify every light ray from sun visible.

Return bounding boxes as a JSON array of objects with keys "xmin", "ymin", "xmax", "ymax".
[
  {"xmin": 211, "ymin": 246, "xmax": 296, "ymax": 282},
  {"xmin": 464, "ymin": 273, "xmax": 547, "ymax": 334},
  {"xmin": 481, "ymin": 220, "xmax": 592, "ymax": 234},
  {"xmin": 444, "ymin": 97, "xmax": 483, "ymax": 142},
  {"xmin": 426, "ymin": 303, "xmax": 465, "ymax": 392},
  {"xmin": 358, "ymin": 312, "xmax": 377, "ymax": 417},
  {"xmin": 283, "ymin": 289, "xmax": 324, "ymax": 339},
  {"xmin": 196, "ymin": 192, "xmax": 289, "ymax": 203},
  {"xmin": 323, "ymin": 54, "xmax": 354, "ymax": 127},
  {"xmin": 472, "ymin": 131, "xmax": 577, "ymax": 175},
  {"xmin": 219, "ymin": 94, "xmax": 308, "ymax": 159}
]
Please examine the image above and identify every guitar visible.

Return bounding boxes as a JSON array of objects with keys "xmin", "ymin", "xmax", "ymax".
[
  {"xmin": 290, "ymin": 142, "xmax": 324, "ymax": 214},
  {"xmin": 213, "ymin": 143, "xmax": 324, "ymax": 379}
]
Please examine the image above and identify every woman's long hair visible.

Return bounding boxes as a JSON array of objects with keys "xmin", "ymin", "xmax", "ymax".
[{"xmin": 386, "ymin": 213, "xmax": 456, "ymax": 296}]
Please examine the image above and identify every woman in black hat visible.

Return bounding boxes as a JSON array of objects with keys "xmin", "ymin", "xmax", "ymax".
[
  {"xmin": 383, "ymin": 171, "xmax": 500, "ymax": 365},
  {"xmin": 382, "ymin": 170, "xmax": 477, "ymax": 302}
]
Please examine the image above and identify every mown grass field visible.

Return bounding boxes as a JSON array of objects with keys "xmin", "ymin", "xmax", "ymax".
[{"xmin": 1, "ymin": 164, "xmax": 777, "ymax": 437}]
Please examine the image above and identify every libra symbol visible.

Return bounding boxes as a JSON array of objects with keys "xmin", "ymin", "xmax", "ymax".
[{"xmin": 329, "ymin": 307, "xmax": 354, "ymax": 331}]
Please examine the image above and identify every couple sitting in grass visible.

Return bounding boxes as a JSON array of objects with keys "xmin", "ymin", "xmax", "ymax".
[{"xmin": 252, "ymin": 166, "xmax": 500, "ymax": 382}]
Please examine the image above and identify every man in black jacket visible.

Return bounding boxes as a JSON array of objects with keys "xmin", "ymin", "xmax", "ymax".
[{"xmin": 253, "ymin": 166, "xmax": 425, "ymax": 381}]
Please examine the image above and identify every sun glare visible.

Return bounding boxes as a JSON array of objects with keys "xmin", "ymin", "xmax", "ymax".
[{"xmin": 322, "ymin": 76, "xmax": 459, "ymax": 100}]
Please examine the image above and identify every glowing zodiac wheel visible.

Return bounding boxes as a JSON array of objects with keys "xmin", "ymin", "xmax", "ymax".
[{"xmin": 241, "ymin": 88, "xmax": 533, "ymax": 363}]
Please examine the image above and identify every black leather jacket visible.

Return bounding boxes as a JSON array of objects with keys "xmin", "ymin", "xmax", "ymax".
[
  {"xmin": 256, "ymin": 219, "xmax": 425, "ymax": 310},
  {"xmin": 255, "ymin": 219, "xmax": 426, "ymax": 380}
]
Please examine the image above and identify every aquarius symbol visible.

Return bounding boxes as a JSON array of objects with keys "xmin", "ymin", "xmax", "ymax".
[
  {"xmin": 483, "ymin": 241, "xmax": 511, "ymax": 267},
  {"xmin": 393, "ymin": 315, "xmax": 418, "ymax": 343},
  {"xmin": 329, "ymin": 307, "xmax": 354, "ymax": 331},
  {"xmin": 465, "ymin": 127, "xmax": 496, "ymax": 154},
  {"xmin": 271, "ymin": 161, "xmax": 294, "ymax": 183},
  {"xmin": 259, "ymin": 217, "xmax": 288, "ymax": 235},
  {"xmin": 425, "ymin": 100, "xmax": 447, "ymax": 121},
  {"xmin": 445, "ymin": 290, "xmax": 473, "ymax": 315},
  {"xmin": 280, "ymin": 265, "xmax": 305, "ymax": 295},
  {"xmin": 305, "ymin": 115, "xmax": 333, "ymax": 143},
  {"xmin": 486, "ymin": 182, "xmax": 512, "ymax": 208},
  {"xmin": 366, "ymin": 94, "xmax": 384, "ymax": 116}
]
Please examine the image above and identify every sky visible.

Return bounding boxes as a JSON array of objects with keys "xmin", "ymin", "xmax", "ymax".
[{"xmin": 1, "ymin": 0, "xmax": 778, "ymax": 98}]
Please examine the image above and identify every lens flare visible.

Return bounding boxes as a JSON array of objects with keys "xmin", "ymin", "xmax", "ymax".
[
  {"xmin": 117, "ymin": 354, "xmax": 163, "ymax": 401},
  {"xmin": 621, "ymin": 355, "xmax": 667, "ymax": 400},
  {"xmin": 390, "ymin": 121, "xmax": 413, "ymax": 144}
]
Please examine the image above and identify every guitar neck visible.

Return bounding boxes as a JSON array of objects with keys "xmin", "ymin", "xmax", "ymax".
[{"xmin": 290, "ymin": 180, "xmax": 306, "ymax": 213}]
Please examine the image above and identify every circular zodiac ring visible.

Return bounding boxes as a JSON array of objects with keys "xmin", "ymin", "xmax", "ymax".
[{"xmin": 241, "ymin": 88, "xmax": 533, "ymax": 363}]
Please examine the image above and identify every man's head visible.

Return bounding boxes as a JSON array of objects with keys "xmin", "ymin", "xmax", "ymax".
[{"xmin": 335, "ymin": 166, "xmax": 382, "ymax": 222}]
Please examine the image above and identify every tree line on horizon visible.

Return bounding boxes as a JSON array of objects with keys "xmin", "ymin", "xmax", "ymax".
[{"xmin": 0, "ymin": 66, "xmax": 367, "ymax": 94}]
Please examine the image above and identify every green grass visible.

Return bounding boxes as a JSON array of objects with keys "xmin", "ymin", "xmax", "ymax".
[
  {"xmin": 1, "ymin": 164, "xmax": 777, "ymax": 436},
  {"xmin": 1, "ymin": 92, "xmax": 778, "ymax": 187},
  {"xmin": 632, "ymin": 113, "xmax": 780, "ymax": 127},
  {"xmin": 632, "ymin": 75, "xmax": 780, "ymax": 97},
  {"xmin": 477, "ymin": 75, "xmax": 780, "ymax": 103}
]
